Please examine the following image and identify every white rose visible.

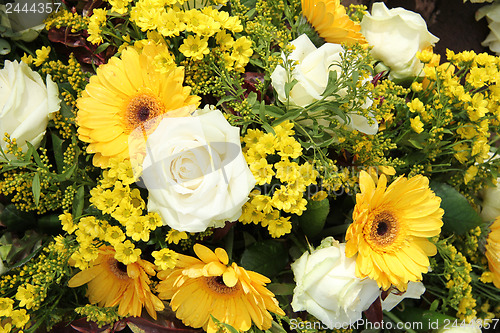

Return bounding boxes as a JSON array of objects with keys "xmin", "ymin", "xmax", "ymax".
[
  {"xmin": 0, "ymin": 60, "xmax": 60, "ymax": 161},
  {"xmin": 476, "ymin": 3, "xmax": 500, "ymax": 55},
  {"xmin": 291, "ymin": 237, "xmax": 380, "ymax": 328},
  {"xmin": 360, "ymin": 2, "xmax": 439, "ymax": 80},
  {"xmin": 271, "ymin": 34, "xmax": 378, "ymax": 135},
  {"xmin": 141, "ymin": 107, "xmax": 256, "ymax": 233},
  {"xmin": 480, "ymin": 179, "xmax": 500, "ymax": 222}
]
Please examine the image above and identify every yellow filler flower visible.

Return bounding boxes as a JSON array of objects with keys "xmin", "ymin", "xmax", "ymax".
[
  {"xmin": 485, "ymin": 216, "xmax": 500, "ymax": 288},
  {"xmin": 67, "ymin": 246, "xmax": 164, "ymax": 319},
  {"xmin": 301, "ymin": 0, "xmax": 366, "ymax": 45},
  {"xmin": 157, "ymin": 244, "xmax": 285, "ymax": 333},
  {"xmin": 345, "ymin": 171, "xmax": 443, "ymax": 291},
  {"xmin": 76, "ymin": 42, "xmax": 200, "ymax": 168}
]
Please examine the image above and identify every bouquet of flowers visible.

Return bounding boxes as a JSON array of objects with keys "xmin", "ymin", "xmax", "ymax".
[{"xmin": 0, "ymin": 0, "xmax": 499, "ymax": 332}]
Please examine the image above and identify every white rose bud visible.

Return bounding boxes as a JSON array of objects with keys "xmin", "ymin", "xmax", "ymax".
[
  {"xmin": 291, "ymin": 237, "xmax": 380, "ymax": 328},
  {"xmin": 361, "ymin": 2, "xmax": 439, "ymax": 80},
  {"xmin": 141, "ymin": 107, "xmax": 256, "ymax": 233},
  {"xmin": 270, "ymin": 34, "xmax": 378, "ymax": 135},
  {"xmin": 0, "ymin": 60, "xmax": 60, "ymax": 160}
]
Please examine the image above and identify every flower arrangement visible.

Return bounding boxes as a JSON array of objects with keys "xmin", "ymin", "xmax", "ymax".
[{"xmin": 0, "ymin": 0, "xmax": 499, "ymax": 332}]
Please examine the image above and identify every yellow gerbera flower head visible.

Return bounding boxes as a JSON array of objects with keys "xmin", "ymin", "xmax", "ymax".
[
  {"xmin": 67, "ymin": 246, "xmax": 164, "ymax": 319},
  {"xmin": 345, "ymin": 171, "xmax": 443, "ymax": 291},
  {"xmin": 301, "ymin": 0, "xmax": 366, "ymax": 45},
  {"xmin": 76, "ymin": 42, "xmax": 200, "ymax": 168},
  {"xmin": 485, "ymin": 217, "xmax": 500, "ymax": 288},
  {"xmin": 157, "ymin": 244, "xmax": 285, "ymax": 333}
]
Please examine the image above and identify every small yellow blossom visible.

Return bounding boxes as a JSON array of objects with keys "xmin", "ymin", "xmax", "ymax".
[
  {"xmin": 33, "ymin": 46, "xmax": 51, "ymax": 66},
  {"xmin": 166, "ymin": 229, "xmax": 189, "ymax": 245},
  {"xmin": 152, "ymin": 248, "xmax": 179, "ymax": 270},
  {"xmin": 268, "ymin": 216, "xmax": 292, "ymax": 238},
  {"xmin": 114, "ymin": 240, "xmax": 141, "ymax": 265},
  {"xmin": 410, "ymin": 116, "xmax": 424, "ymax": 134}
]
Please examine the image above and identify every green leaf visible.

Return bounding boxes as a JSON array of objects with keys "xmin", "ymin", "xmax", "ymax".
[
  {"xmin": 271, "ymin": 109, "xmax": 303, "ymax": 126},
  {"xmin": 267, "ymin": 283, "xmax": 295, "ymax": 296},
  {"xmin": 298, "ymin": 199, "xmax": 330, "ymax": 238},
  {"xmin": 72, "ymin": 185, "xmax": 85, "ymax": 218},
  {"xmin": 430, "ymin": 181, "xmax": 483, "ymax": 235},
  {"xmin": 210, "ymin": 316, "xmax": 239, "ymax": 333},
  {"xmin": 246, "ymin": 91, "xmax": 258, "ymax": 106},
  {"xmin": 94, "ymin": 42, "xmax": 110, "ymax": 54},
  {"xmin": 32, "ymin": 173, "xmax": 41, "ymax": 207},
  {"xmin": 408, "ymin": 138, "xmax": 425, "ymax": 149},
  {"xmin": 321, "ymin": 70, "xmax": 339, "ymax": 97},
  {"xmin": 59, "ymin": 100, "xmax": 75, "ymax": 119},
  {"xmin": 37, "ymin": 215, "xmax": 62, "ymax": 234},
  {"xmin": 51, "ymin": 132, "xmax": 65, "ymax": 173},
  {"xmin": 0, "ymin": 205, "xmax": 37, "ymax": 232},
  {"xmin": 240, "ymin": 240, "xmax": 288, "ymax": 277},
  {"xmin": 216, "ymin": 94, "xmax": 235, "ymax": 106},
  {"xmin": 284, "ymin": 78, "xmax": 298, "ymax": 97}
]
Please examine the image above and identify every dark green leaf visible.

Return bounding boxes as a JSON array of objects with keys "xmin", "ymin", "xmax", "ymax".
[
  {"xmin": 298, "ymin": 199, "xmax": 330, "ymax": 238},
  {"xmin": 240, "ymin": 240, "xmax": 288, "ymax": 277},
  {"xmin": 51, "ymin": 132, "xmax": 65, "ymax": 173},
  {"xmin": 430, "ymin": 181, "xmax": 483, "ymax": 235},
  {"xmin": 267, "ymin": 283, "xmax": 295, "ymax": 295},
  {"xmin": 0, "ymin": 205, "xmax": 37, "ymax": 232}
]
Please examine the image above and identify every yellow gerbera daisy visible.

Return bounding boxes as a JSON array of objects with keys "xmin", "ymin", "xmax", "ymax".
[
  {"xmin": 345, "ymin": 171, "xmax": 443, "ymax": 291},
  {"xmin": 67, "ymin": 246, "xmax": 164, "ymax": 319},
  {"xmin": 485, "ymin": 216, "xmax": 500, "ymax": 288},
  {"xmin": 76, "ymin": 42, "xmax": 200, "ymax": 168},
  {"xmin": 157, "ymin": 244, "xmax": 285, "ymax": 333},
  {"xmin": 301, "ymin": 0, "xmax": 366, "ymax": 45}
]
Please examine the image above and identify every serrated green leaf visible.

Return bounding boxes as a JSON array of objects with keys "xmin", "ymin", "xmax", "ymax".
[
  {"xmin": 240, "ymin": 240, "xmax": 288, "ymax": 277},
  {"xmin": 430, "ymin": 181, "xmax": 483, "ymax": 235},
  {"xmin": 32, "ymin": 173, "xmax": 40, "ymax": 207}
]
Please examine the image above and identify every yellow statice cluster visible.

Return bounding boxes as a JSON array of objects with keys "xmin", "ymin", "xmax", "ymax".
[
  {"xmin": 240, "ymin": 121, "xmax": 318, "ymax": 238},
  {"xmin": 61, "ymin": 158, "xmax": 162, "ymax": 269}
]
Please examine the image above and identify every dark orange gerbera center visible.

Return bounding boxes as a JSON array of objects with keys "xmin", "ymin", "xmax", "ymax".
[
  {"xmin": 125, "ymin": 92, "xmax": 165, "ymax": 134},
  {"xmin": 205, "ymin": 276, "xmax": 239, "ymax": 295},
  {"xmin": 370, "ymin": 211, "xmax": 399, "ymax": 247},
  {"xmin": 107, "ymin": 257, "xmax": 129, "ymax": 280}
]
